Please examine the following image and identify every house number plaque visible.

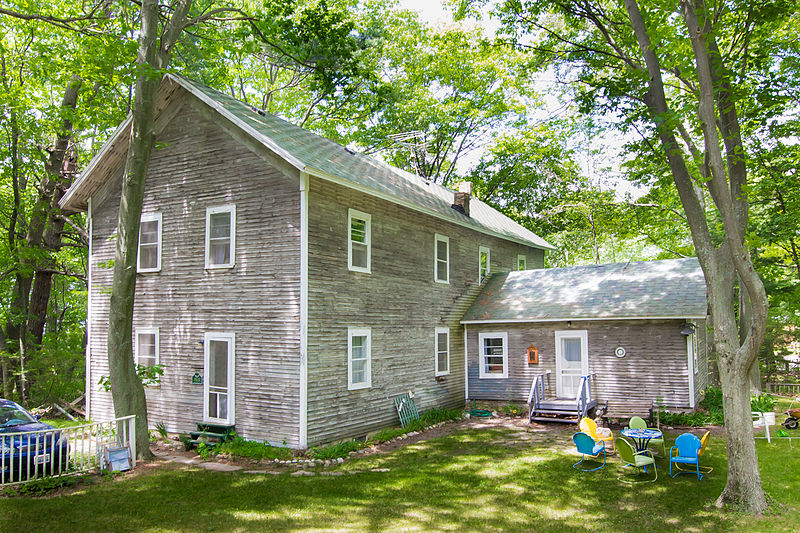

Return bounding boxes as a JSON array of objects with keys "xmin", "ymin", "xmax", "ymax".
[{"xmin": 191, "ymin": 372, "xmax": 203, "ymax": 384}]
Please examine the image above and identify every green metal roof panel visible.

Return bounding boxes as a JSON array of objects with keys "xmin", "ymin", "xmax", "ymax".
[
  {"xmin": 175, "ymin": 76, "xmax": 552, "ymax": 250},
  {"xmin": 462, "ymin": 258, "xmax": 707, "ymax": 322}
]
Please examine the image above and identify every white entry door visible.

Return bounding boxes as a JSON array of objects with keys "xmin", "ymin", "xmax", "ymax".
[
  {"xmin": 555, "ymin": 330, "xmax": 589, "ymax": 398},
  {"xmin": 204, "ymin": 332, "xmax": 235, "ymax": 424}
]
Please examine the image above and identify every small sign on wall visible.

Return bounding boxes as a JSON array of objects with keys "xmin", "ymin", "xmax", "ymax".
[
  {"xmin": 527, "ymin": 345, "xmax": 539, "ymax": 364},
  {"xmin": 191, "ymin": 372, "xmax": 203, "ymax": 385}
]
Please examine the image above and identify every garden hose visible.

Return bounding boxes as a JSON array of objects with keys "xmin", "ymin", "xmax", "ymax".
[{"xmin": 469, "ymin": 400, "xmax": 492, "ymax": 418}]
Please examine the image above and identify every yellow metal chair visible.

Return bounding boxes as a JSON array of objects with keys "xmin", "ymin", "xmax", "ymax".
[{"xmin": 580, "ymin": 417, "xmax": 615, "ymax": 453}]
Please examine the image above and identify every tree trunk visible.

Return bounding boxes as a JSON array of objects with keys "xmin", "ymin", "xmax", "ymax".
[
  {"xmin": 622, "ymin": 0, "xmax": 769, "ymax": 513},
  {"xmin": 106, "ymin": 0, "xmax": 193, "ymax": 460}
]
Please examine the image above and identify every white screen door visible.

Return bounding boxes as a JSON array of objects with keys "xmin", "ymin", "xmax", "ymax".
[
  {"xmin": 555, "ymin": 330, "xmax": 589, "ymax": 398},
  {"xmin": 204, "ymin": 332, "xmax": 235, "ymax": 424}
]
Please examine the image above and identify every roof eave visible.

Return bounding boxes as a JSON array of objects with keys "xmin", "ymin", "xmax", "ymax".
[{"xmin": 460, "ymin": 314, "xmax": 708, "ymax": 325}]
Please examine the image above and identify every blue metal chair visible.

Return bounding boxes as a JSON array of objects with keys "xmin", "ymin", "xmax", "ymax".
[
  {"xmin": 670, "ymin": 433, "xmax": 704, "ymax": 480},
  {"xmin": 572, "ymin": 432, "xmax": 606, "ymax": 471}
]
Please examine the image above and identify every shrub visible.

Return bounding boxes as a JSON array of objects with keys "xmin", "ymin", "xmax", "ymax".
[
  {"xmin": 309, "ymin": 440, "xmax": 365, "ymax": 460},
  {"xmin": 658, "ymin": 386, "xmax": 776, "ymax": 427},
  {"xmin": 751, "ymin": 393, "xmax": 776, "ymax": 413},
  {"xmin": 214, "ymin": 435, "xmax": 293, "ymax": 461}
]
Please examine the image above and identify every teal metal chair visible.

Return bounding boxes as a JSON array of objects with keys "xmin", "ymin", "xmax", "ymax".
[
  {"xmin": 670, "ymin": 433, "xmax": 704, "ymax": 480},
  {"xmin": 572, "ymin": 432, "xmax": 606, "ymax": 472},
  {"xmin": 628, "ymin": 416, "xmax": 666, "ymax": 456},
  {"xmin": 617, "ymin": 437, "xmax": 657, "ymax": 483}
]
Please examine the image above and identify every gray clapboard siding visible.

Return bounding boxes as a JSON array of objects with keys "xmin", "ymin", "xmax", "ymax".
[
  {"xmin": 467, "ymin": 320, "xmax": 696, "ymax": 411},
  {"xmin": 305, "ymin": 178, "xmax": 544, "ymax": 445},
  {"xmin": 88, "ymin": 93, "xmax": 303, "ymax": 446}
]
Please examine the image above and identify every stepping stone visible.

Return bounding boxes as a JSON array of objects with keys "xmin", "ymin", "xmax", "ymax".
[
  {"xmin": 319, "ymin": 471, "xmax": 344, "ymax": 476},
  {"xmin": 290, "ymin": 470, "xmax": 315, "ymax": 476},
  {"xmin": 370, "ymin": 468, "xmax": 390, "ymax": 472},
  {"xmin": 200, "ymin": 462, "xmax": 242, "ymax": 472},
  {"xmin": 162, "ymin": 455, "xmax": 201, "ymax": 465},
  {"xmin": 243, "ymin": 470, "xmax": 268, "ymax": 474}
]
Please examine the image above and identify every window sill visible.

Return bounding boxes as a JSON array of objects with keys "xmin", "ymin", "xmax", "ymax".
[
  {"xmin": 434, "ymin": 279, "xmax": 450, "ymax": 285},
  {"xmin": 205, "ymin": 264, "xmax": 235, "ymax": 270},
  {"xmin": 348, "ymin": 383, "xmax": 371, "ymax": 391},
  {"xmin": 478, "ymin": 374, "xmax": 508, "ymax": 379},
  {"xmin": 348, "ymin": 266, "xmax": 371, "ymax": 274},
  {"xmin": 137, "ymin": 269, "xmax": 161, "ymax": 274}
]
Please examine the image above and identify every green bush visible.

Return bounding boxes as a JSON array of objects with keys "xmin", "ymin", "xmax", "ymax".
[
  {"xmin": 309, "ymin": 440, "xmax": 366, "ymax": 460},
  {"xmin": 751, "ymin": 393, "xmax": 776, "ymax": 413},
  {"xmin": 658, "ymin": 387, "xmax": 777, "ymax": 427},
  {"xmin": 214, "ymin": 435, "xmax": 293, "ymax": 461}
]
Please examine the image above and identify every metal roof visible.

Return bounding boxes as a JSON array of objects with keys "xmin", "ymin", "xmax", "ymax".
[
  {"xmin": 61, "ymin": 75, "xmax": 553, "ymax": 251},
  {"xmin": 461, "ymin": 258, "xmax": 707, "ymax": 323}
]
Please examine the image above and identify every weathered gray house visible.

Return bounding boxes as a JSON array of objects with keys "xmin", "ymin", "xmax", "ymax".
[
  {"xmin": 461, "ymin": 258, "xmax": 709, "ymax": 418},
  {"xmin": 60, "ymin": 75, "xmax": 553, "ymax": 448}
]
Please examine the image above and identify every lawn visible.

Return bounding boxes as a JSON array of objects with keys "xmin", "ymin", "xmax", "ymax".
[{"xmin": 1, "ymin": 422, "xmax": 798, "ymax": 532}]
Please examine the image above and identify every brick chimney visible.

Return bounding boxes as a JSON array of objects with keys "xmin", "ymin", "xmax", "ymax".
[{"xmin": 452, "ymin": 182, "xmax": 472, "ymax": 217}]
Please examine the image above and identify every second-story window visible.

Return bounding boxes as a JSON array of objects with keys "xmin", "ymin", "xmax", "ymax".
[
  {"xmin": 517, "ymin": 254, "xmax": 527, "ymax": 271},
  {"xmin": 479, "ymin": 246, "xmax": 491, "ymax": 283},
  {"xmin": 348, "ymin": 208, "xmax": 371, "ymax": 273},
  {"xmin": 205, "ymin": 205, "xmax": 236, "ymax": 269},
  {"xmin": 137, "ymin": 213, "xmax": 162, "ymax": 273},
  {"xmin": 434, "ymin": 234, "xmax": 449, "ymax": 283}
]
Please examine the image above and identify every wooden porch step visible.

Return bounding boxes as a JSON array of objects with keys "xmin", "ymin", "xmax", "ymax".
[
  {"xmin": 531, "ymin": 416, "xmax": 580, "ymax": 424},
  {"xmin": 189, "ymin": 431, "xmax": 231, "ymax": 440}
]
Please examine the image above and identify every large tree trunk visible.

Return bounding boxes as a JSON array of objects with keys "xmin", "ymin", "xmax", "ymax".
[
  {"xmin": 106, "ymin": 0, "xmax": 192, "ymax": 460},
  {"xmin": 623, "ymin": 0, "xmax": 769, "ymax": 514}
]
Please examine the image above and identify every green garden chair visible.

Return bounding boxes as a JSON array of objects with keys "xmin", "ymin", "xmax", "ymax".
[
  {"xmin": 628, "ymin": 416, "xmax": 666, "ymax": 456},
  {"xmin": 617, "ymin": 437, "xmax": 657, "ymax": 483}
]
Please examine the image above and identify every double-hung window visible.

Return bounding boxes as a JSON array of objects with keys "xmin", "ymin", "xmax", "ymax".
[
  {"xmin": 479, "ymin": 332, "xmax": 508, "ymax": 378},
  {"xmin": 347, "ymin": 327, "xmax": 371, "ymax": 390},
  {"xmin": 478, "ymin": 246, "xmax": 491, "ymax": 283},
  {"xmin": 348, "ymin": 209, "xmax": 371, "ymax": 273},
  {"xmin": 134, "ymin": 328, "xmax": 159, "ymax": 367},
  {"xmin": 517, "ymin": 254, "xmax": 527, "ymax": 271},
  {"xmin": 434, "ymin": 234, "xmax": 449, "ymax": 283},
  {"xmin": 137, "ymin": 213, "xmax": 162, "ymax": 272},
  {"xmin": 205, "ymin": 205, "xmax": 236, "ymax": 269},
  {"xmin": 435, "ymin": 327, "xmax": 449, "ymax": 376}
]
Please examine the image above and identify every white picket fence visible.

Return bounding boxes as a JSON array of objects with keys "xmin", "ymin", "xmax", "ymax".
[
  {"xmin": 1, "ymin": 415, "xmax": 136, "ymax": 486},
  {"xmin": 765, "ymin": 382, "xmax": 800, "ymax": 396}
]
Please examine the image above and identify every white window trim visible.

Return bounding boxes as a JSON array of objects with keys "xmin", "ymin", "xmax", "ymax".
[
  {"xmin": 348, "ymin": 208, "xmax": 371, "ymax": 273},
  {"xmin": 203, "ymin": 331, "xmax": 236, "ymax": 424},
  {"xmin": 479, "ymin": 246, "xmax": 491, "ymax": 283},
  {"xmin": 347, "ymin": 327, "xmax": 372, "ymax": 390},
  {"xmin": 137, "ymin": 212, "xmax": 162, "ymax": 273},
  {"xmin": 205, "ymin": 204, "xmax": 236, "ymax": 269},
  {"xmin": 517, "ymin": 254, "xmax": 527, "ymax": 271},
  {"xmin": 435, "ymin": 326, "xmax": 450, "ymax": 376},
  {"xmin": 478, "ymin": 331, "xmax": 508, "ymax": 379},
  {"xmin": 134, "ymin": 327, "xmax": 159, "ymax": 366},
  {"xmin": 434, "ymin": 234, "xmax": 449, "ymax": 284}
]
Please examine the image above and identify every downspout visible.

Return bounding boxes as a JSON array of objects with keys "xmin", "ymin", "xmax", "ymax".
[
  {"xmin": 464, "ymin": 324, "xmax": 469, "ymax": 401},
  {"xmin": 85, "ymin": 197, "xmax": 93, "ymax": 419},
  {"xmin": 299, "ymin": 172, "xmax": 309, "ymax": 448}
]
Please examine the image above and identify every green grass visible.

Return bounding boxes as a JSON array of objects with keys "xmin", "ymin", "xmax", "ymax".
[
  {"xmin": 0, "ymin": 425, "xmax": 797, "ymax": 532},
  {"xmin": 40, "ymin": 418, "xmax": 88, "ymax": 428},
  {"xmin": 214, "ymin": 436, "xmax": 294, "ymax": 461}
]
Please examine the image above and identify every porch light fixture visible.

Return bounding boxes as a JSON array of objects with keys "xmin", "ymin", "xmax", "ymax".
[{"xmin": 680, "ymin": 323, "xmax": 696, "ymax": 336}]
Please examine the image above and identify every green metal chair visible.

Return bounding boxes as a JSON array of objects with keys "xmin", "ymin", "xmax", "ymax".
[
  {"xmin": 617, "ymin": 437, "xmax": 657, "ymax": 483},
  {"xmin": 628, "ymin": 416, "xmax": 666, "ymax": 456}
]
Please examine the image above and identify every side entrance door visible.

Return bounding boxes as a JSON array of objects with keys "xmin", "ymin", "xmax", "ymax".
[
  {"xmin": 555, "ymin": 330, "xmax": 589, "ymax": 399},
  {"xmin": 204, "ymin": 332, "xmax": 235, "ymax": 424}
]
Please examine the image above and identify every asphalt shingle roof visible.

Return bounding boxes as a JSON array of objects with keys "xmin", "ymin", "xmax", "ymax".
[
  {"xmin": 176, "ymin": 76, "xmax": 552, "ymax": 250},
  {"xmin": 461, "ymin": 258, "xmax": 707, "ymax": 323}
]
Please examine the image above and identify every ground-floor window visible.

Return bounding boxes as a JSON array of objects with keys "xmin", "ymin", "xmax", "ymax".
[
  {"xmin": 348, "ymin": 327, "xmax": 371, "ymax": 390},
  {"xmin": 479, "ymin": 332, "xmax": 507, "ymax": 378},
  {"xmin": 435, "ymin": 327, "xmax": 450, "ymax": 376}
]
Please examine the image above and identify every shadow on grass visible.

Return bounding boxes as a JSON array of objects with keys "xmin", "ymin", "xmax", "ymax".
[{"xmin": 1, "ymin": 426, "xmax": 797, "ymax": 532}]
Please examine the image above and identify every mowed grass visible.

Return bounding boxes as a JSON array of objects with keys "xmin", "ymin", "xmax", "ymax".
[{"xmin": 1, "ymin": 424, "xmax": 798, "ymax": 532}]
